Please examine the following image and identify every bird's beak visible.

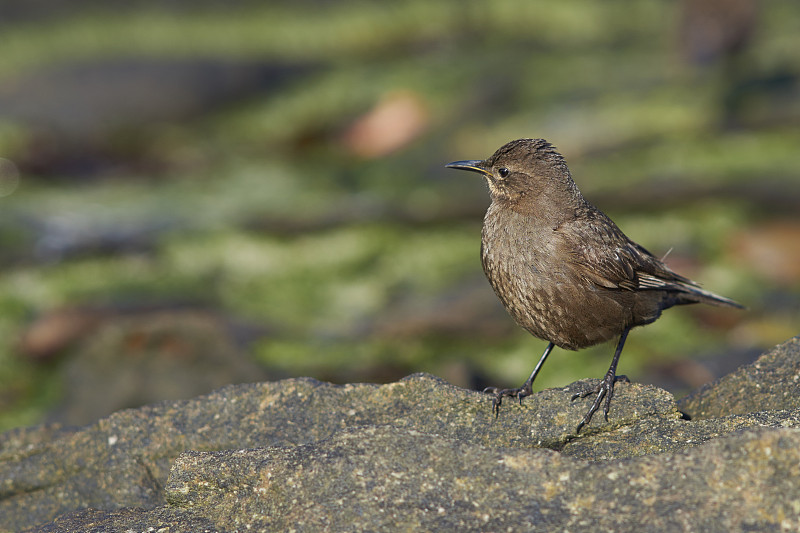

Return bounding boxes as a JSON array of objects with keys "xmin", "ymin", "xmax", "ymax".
[{"xmin": 445, "ymin": 160, "xmax": 491, "ymax": 177}]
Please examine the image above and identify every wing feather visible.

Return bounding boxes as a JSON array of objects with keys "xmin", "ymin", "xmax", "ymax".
[{"xmin": 560, "ymin": 208, "xmax": 694, "ymax": 293}]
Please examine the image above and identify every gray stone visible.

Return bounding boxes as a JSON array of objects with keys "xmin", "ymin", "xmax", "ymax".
[
  {"xmin": 2, "ymin": 336, "xmax": 799, "ymax": 532},
  {"xmin": 27, "ymin": 426, "xmax": 800, "ymax": 532},
  {"xmin": 162, "ymin": 426, "xmax": 800, "ymax": 532},
  {"xmin": 679, "ymin": 335, "xmax": 800, "ymax": 419},
  {"xmin": 52, "ymin": 309, "xmax": 271, "ymax": 426}
]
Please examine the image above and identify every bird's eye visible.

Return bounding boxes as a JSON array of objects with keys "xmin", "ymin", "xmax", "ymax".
[{"xmin": 497, "ymin": 167, "xmax": 510, "ymax": 178}]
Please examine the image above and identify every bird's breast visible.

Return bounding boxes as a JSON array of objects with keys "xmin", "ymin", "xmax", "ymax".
[{"xmin": 479, "ymin": 206, "xmax": 630, "ymax": 349}]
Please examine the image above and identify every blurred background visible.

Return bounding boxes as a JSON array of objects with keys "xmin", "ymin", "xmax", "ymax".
[{"xmin": 0, "ymin": 0, "xmax": 798, "ymax": 431}]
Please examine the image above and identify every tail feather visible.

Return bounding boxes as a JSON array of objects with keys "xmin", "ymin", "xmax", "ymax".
[
  {"xmin": 638, "ymin": 270, "xmax": 744, "ymax": 309},
  {"xmin": 674, "ymin": 283, "xmax": 744, "ymax": 309}
]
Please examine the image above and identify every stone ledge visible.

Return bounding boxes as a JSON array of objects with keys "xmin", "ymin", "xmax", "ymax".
[{"xmin": 3, "ymin": 335, "xmax": 798, "ymax": 532}]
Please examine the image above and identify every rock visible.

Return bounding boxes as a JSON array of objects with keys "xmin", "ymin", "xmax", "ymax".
[
  {"xmin": 167, "ymin": 426, "xmax": 800, "ymax": 532},
  {"xmin": 561, "ymin": 408, "xmax": 800, "ymax": 461},
  {"xmin": 0, "ymin": 375, "xmax": 674, "ymax": 530},
  {"xmin": 50, "ymin": 309, "xmax": 270, "ymax": 426},
  {"xmin": 17, "ymin": 307, "xmax": 104, "ymax": 361},
  {"xmin": 2, "ymin": 336, "xmax": 799, "ymax": 532},
  {"xmin": 28, "ymin": 426, "xmax": 800, "ymax": 532},
  {"xmin": 678, "ymin": 335, "xmax": 800, "ymax": 419}
]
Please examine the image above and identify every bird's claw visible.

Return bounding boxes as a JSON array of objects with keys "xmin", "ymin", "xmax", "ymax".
[
  {"xmin": 571, "ymin": 374, "xmax": 628, "ymax": 433},
  {"xmin": 483, "ymin": 383, "xmax": 533, "ymax": 417}
]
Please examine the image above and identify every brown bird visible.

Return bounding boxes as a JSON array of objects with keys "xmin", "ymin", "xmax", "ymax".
[{"xmin": 446, "ymin": 138, "xmax": 742, "ymax": 433}]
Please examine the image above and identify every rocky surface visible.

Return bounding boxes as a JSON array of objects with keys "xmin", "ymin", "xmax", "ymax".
[
  {"xmin": 678, "ymin": 335, "xmax": 800, "ymax": 419},
  {"xmin": 2, "ymin": 335, "xmax": 799, "ymax": 532}
]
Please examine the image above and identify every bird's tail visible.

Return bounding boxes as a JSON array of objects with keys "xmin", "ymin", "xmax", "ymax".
[{"xmin": 675, "ymin": 283, "xmax": 744, "ymax": 309}]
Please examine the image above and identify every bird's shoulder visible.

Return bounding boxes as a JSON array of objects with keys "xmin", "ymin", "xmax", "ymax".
[{"xmin": 556, "ymin": 205, "xmax": 695, "ymax": 291}]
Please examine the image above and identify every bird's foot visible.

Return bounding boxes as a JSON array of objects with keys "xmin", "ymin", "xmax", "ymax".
[
  {"xmin": 571, "ymin": 373, "xmax": 630, "ymax": 433},
  {"xmin": 483, "ymin": 381, "xmax": 534, "ymax": 417}
]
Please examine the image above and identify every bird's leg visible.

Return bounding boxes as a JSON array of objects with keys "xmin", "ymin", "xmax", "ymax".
[
  {"xmin": 571, "ymin": 329, "xmax": 630, "ymax": 433},
  {"xmin": 484, "ymin": 342, "xmax": 555, "ymax": 417}
]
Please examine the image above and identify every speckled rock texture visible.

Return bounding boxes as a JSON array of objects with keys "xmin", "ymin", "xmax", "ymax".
[{"xmin": 3, "ymin": 336, "xmax": 799, "ymax": 532}]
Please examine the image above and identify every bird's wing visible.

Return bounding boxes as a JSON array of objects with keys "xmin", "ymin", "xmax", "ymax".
[
  {"xmin": 560, "ymin": 209, "xmax": 695, "ymax": 292},
  {"xmin": 556, "ymin": 206, "xmax": 743, "ymax": 309}
]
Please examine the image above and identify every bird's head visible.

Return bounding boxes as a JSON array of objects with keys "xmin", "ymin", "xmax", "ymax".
[{"xmin": 446, "ymin": 138, "xmax": 583, "ymax": 208}]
